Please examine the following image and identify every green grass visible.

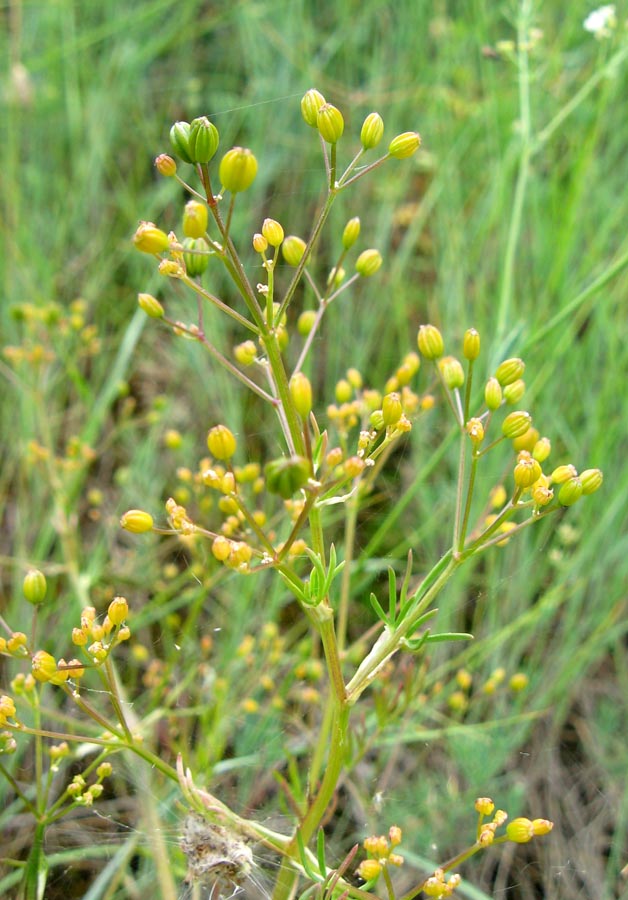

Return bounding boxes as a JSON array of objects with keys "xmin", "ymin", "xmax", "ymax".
[{"xmin": 2, "ymin": 1, "xmax": 628, "ymax": 898}]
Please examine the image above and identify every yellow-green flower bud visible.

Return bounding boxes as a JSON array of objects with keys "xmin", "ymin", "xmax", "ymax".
[
  {"xmin": 138, "ymin": 293, "xmax": 164, "ymax": 318},
  {"xmin": 438, "ymin": 356, "xmax": 464, "ymax": 390},
  {"xmin": 417, "ymin": 324, "xmax": 444, "ymax": 360},
  {"xmin": 182, "ymin": 200, "xmax": 208, "ymax": 238},
  {"xmin": 290, "ymin": 372, "xmax": 313, "ymax": 418},
  {"xmin": 475, "ymin": 797, "xmax": 495, "ymax": 816},
  {"xmin": 0, "ymin": 695, "xmax": 17, "ymax": 723},
  {"xmin": 506, "ymin": 818, "xmax": 534, "ymax": 844},
  {"xmin": 463, "ymin": 328, "xmax": 480, "ymax": 361},
  {"xmin": 301, "ymin": 89, "xmax": 326, "ymax": 127},
  {"xmin": 120, "ymin": 510, "xmax": 154, "ymax": 533},
  {"xmin": 335, "ymin": 379, "xmax": 352, "ymax": 403},
  {"xmin": 532, "ymin": 437, "xmax": 551, "ymax": 463},
  {"xmin": 219, "ymin": 147, "xmax": 258, "ymax": 193},
  {"xmin": 183, "ymin": 237, "xmax": 209, "ymax": 277},
  {"xmin": 265, "ymin": 456, "xmax": 310, "ymax": 499},
  {"xmin": 466, "ymin": 417, "xmax": 485, "ymax": 445},
  {"xmin": 97, "ymin": 762, "xmax": 113, "ymax": 779},
  {"xmin": 298, "ymin": 310, "xmax": 317, "ymax": 335},
  {"xmin": 502, "ymin": 410, "xmax": 532, "ymax": 439},
  {"xmin": 262, "ymin": 218, "xmax": 284, "ymax": 247},
  {"xmin": 369, "ymin": 409, "xmax": 385, "ymax": 430},
  {"xmin": 107, "ymin": 596, "xmax": 128, "ymax": 627},
  {"xmin": 503, "ymin": 378, "xmax": 526, "ymax": 404},
  {"xmin": 234, "ymin": 340, "xmax": 257, "ymax": 366},
  {"xmin": 382, "ymin": 392, "xmax": 403, "ymax": 426},
  {"xmin": 551, "ymin": 463, "xmax": 578, "ymax": 484},
  {"xmin": 32, "ymin": 650, "xmax": 58, "ymax": 683},
  {"xmin": 342, "ymin": 216, "xmax": 361, "ymax": 249},
  {"xmin": 188, "ymin": 116, "xmax": 219, "ymax": 164},
  {"xmin": 23, "ymin": 569, "xmax": 47, "ymax": 605},
  {"xmin": 580, "ymin": 468, "xmax": 603, "ymax": 495},
  {"xmin": 207, "ymin": 425, "xmax": 237, "ymax": 460},
  {"xmin": 484, "ymin": 377, "xmax": 502, "ymax": 410},
  {"xmin": 282, "ymin": 235, "xmax": 307, "ymax": 267},
  {"xmin": 212, "ymin": 535, "xmax": 232, "ymax": 561},
  {"xmin": 513, "ymin": 451, "xmax": 542, "ymax": 488},
  {"xmin": 532, "ymin": 819, "xmax": 553, "ymax": 836},
  {"xmin": 169, "ymin": 121, "xmax": 193, "ymax": 163},
  {"xmin": 355, "ymin": 249, "xmax": 382, "ymax": 277},
  {"xmin": 154, "ymin": 154, "xmax": 177, "ymax": 176},
  {"xmin": 558, "ymin": 477, "xmax": 583, "ymax": 506},
  {"xmin": 388, "ymin": 131, "xmax": 421, "ymax": 159},
  {"xmin": 252, "ymin": 233, "xmax": 267, "ymax": 253},
  {"xmin": 317, "ymin": 103, "xmax": 344, "ymax": 144},
  {"xmin": 495, "ymin": 357, "xmax": 525, "ymax": 387},
  {"xmin": 357, "ymin": 859, "xmax": 382, "ymax": 882},
  {"xmin": 133, "ymin": 222, "xmax": 170, "ymax": 254},
  {"xmin": 360, "ymin": 112, "xmax": 384, "ymax": 150}
]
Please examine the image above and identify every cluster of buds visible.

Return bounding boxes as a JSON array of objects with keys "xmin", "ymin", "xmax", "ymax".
[
  {"xmin": 300, "ymin": 87, "xmax": 421, "ymax": 160},
  {"xmin": 474, "ymin": 797, "xmax": 553, "ymax": 847},
  {"xmin": 0, "ymin": 696, "xmax": 18, "ymax": 755},
  {"xmin": 415, "ymin": 324, "xmax": 603, "ymax": 520},
  {"xmin": 422, "ymin": 868, "xmax": 462, "ymax": 898},
  {"xmin": 355, "ymin": 825, "xmax": 404, "ymax": 882},
  {"xmin": 69, "ymin": 598, "xmax": 130, "ymax": 666},
  {"xmin": 66, "ymin": 761, "xmax": 112, "ymax": 807}
]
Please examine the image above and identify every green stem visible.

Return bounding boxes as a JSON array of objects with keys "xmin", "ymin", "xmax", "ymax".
[
  {"xmin": 457, "ymin": 452, "xmax": 479, "ymax": 553},
  {"xmin": 337, "ymin": 496, "xmax": 359, "ymax": 652}
]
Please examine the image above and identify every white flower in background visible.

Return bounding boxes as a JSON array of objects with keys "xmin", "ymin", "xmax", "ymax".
[{"xmin": 583, "ymin": 4, "xmax": 617, "ymax": 38}]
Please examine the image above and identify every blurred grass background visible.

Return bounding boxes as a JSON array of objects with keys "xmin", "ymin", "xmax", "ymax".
[{"xmin": 1, "ymin": 0, "xmax": 628, "ymax": 898}]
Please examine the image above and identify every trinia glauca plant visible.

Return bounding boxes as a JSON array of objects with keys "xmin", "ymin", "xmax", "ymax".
[{"xmin": 1, "ymin": 89, "xmax": 603, "ymax": 900}]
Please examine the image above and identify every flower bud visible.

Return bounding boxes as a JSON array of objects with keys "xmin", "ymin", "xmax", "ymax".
[
  {"xmin": 154, "ymin": 154, "xmax": 177, "ymax": 176},
  {"xmin": 551, "ymin": 464, "xmax": 578, "ymax": 484},
  {"xmin": 485, "ymin": 377, "xmax": 502, "ymax": 410},
  {"xmin": 23, "ymin": 569, "xmax": 47, "ymax": 605},
  {"xmin": 357, "ymin": 859, "xmax": 382, "ymax": 882},
  {"xmin": 107, "ymin": 596, "xmax": 128, "ymax": 627},
  {"xmin": 512, "ymin": 425, "xmax": 538, "ymax": 453},
  {"xmin": 502, "ymin": 410, "xmax": 532, "ymax": 439},
  {"xmin": 532, "ymin": 818, "xmax": 553, "ymax": 836},
  {"xmin": 212, "ymin": 536, "xmax": 232, "ymax": 561},
  {"xmin": 252, "ymin": 233, "xmax": 267, "ymax": 253},
  {"xmin": 495, "ymin": 357, "xmax": 525, "ymax": 386},
  {"xmin": 388, "ymin": 131, "xmax": 421, "ymax": 159},
  {"xmin": 296, "ymin": 310, "xmax": 315, "ymax": 336},
  {"xmin": 188, "ymin": 116, "xmax": 219, "ymax": 164},
  {"xmin": 32, "ymin": 650, "xmax": 58, "ymax": 683},
  {"xmin": 282, "ymin": 235, "xmax": 307, "ymax": 267},
  {"xmin": 317, "ymin": 103, "xmax": 344, "ymax": 143},
  {"xmin": 558, "ymin": 477, "xmax": 583, "ymax": 506},
  {"xmin": 475, "ymin": 797, "xmax": 495, "ymax": 816},
  {"xmin": 463, "ymin": 328, "xmax": 480, "ymax": 361},
  {"xmin": 290, "ymin": 372, "xmax": 313, "ymax": 418},
  {"xmin": 360, "ymin": 112, "xmax": 384, "ymax": 149},
  {"xmin": 262, "ymin": 218, "xmax": 284, "ymax": 247},
  {"xmin": 207, "ymin": 425, "xmax": 237, "ymax": 460},
  {"xmin": 182, "ymin": 200, "xmax": 208, "ymax": 238},
  {"xmin": 532, "ymin": 437, "xmax": 551, "ymax": 463},
  {"xmin": 234, "ymin": 340, "xmax": 257, "ymax": 366},
  {"xmin": 265, "ymin": 456, "xmax": 310, "ymax": 499},
  {"xmin": 580, "ymin": 468, "xmax": 603, "ymax": 495},
  {"xmin": 438, "ymin": 356, "xmax": 464, "ymax": 390},
  {"xmin": 355, "ymin": 249, "xmax": 382, "ymax": 277},
  {"xmin": 138, "ymin": 293, "xmax": 164, "ymax": 318},
  {"xmin": 301, "ymin": 89, "xmax": 326, "ymax": 127},
  {"xmin": 219, "ymin": 147, "xmax": 258, "ymax": 193},
  {"xmin": 503, "ymin": 378, "xmax": 526, "ymax": 404},
  {"xmin": 0, "ymin": 695, "xmax": 17, "ymax": 723},
  {"xmin": 120, "ymin": 510, "xmax": 154, "ymax": 533},
  {"xmin": 133, "ymin": 222, "xmax": 170, "ymax": 254},
  {"xmin": 183, "ymin": 237, "xmax": 209, "ymax": 277},
  {"xmin": 466, "ymin": 418, "xmax": 485, "ymax": 445},
  {"xmin": 382, "ymin": 392, "xmax": 402, "ymax": 427},
  {"xmin": 344, "ymin": 456, "xmax": 366, "ymax": 478},
  {"xmin": 169, "ymin": 121, "xmax": 193, "ymax": 163},
  {"xmin": 417, "ymin": 324, "xmax": 444, "ymax": 360},
  {"xmin": 342, "ymin": 216, "xmax": 361, "ymax": 249},
  {"xmin": 506, "ymin": 818, "xmax": 534, "ymax": 843},
  {"xmin": 513, "ymin": 451, "xmax": 542, "ymax": 488}
]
